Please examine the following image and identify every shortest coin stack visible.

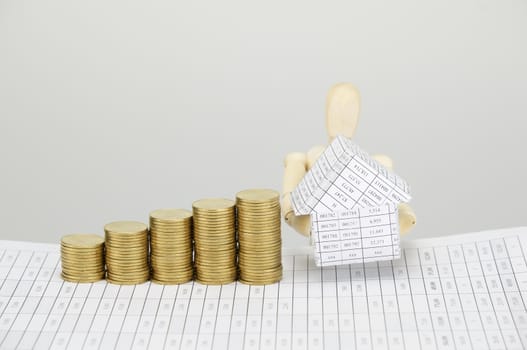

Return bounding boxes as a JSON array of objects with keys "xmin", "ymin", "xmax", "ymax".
[
  {"xmin": 150, "ymin": 209, "xmax": 194, "ymax": 284},
  {"xmin": 61, "ymin": 234, "xmax": 105, "ymax": 283},
  {"xmin": 237, "ymin": 189, "xmax": 283, "ymax": 285},
  {"xmin": 104, "ymin": 221, "xmax": 150, "ymax": 285}
]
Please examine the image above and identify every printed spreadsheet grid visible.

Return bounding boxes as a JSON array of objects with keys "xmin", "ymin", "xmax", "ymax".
[
  {"xmin": 1, "ymin": 230, "xmax": 527, "ymax": 350},
  {"xmin": 311, "ymin": 204, "xmax": 400, "ymax": 267}
]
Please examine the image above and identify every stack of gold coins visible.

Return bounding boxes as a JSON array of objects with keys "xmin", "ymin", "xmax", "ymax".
[
  {"xmin": 236, "ymin": 189, "xmax": 282, "ymax": 285},
  {"xmin": 192, "ymin": 198, "xmax": 237, "ymax": 284},
  {"xmin": 104, "ymin": 221, "xmax": 150, "ymax": 284},
  {"xmin": 60, "ymin": 234, "xmax": 105, "ymax": 283},
  {"xmin": 149, "ymin": 209, "xmax": 194, "ymax": 284}
]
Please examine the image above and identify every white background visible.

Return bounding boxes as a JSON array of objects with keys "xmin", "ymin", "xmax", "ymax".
[{"xmin": 1, "ymin": 0, "xmax": 526, "ymax": 248}]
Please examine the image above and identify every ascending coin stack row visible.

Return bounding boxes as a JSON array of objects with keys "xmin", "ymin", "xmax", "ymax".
[{"xmin": 60, "ymin": 188, "xmax": 282, "ymax": 285}]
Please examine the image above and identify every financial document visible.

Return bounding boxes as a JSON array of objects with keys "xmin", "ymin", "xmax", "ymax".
[{"xmin": 1, "ymin": 227, "xmax": 527, "ymax": 350}]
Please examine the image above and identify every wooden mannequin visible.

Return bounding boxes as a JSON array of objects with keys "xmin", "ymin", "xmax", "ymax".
[{"xmin": 282, "ymin": 83, "xmax": 416, "ymax": 237}]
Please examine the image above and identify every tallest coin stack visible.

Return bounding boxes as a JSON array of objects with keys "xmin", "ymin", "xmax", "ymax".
[{"xmin": 236, "ymin": 189, "xmax": 282, "ymax": 285}]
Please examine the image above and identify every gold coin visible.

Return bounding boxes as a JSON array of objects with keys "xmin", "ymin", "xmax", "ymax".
[
  {"xmin": 62, "ymin": 270, "xmax": 105, "ymax": 277},
  {"xmin": 61, "ymin": 274, "xmax": 105, "ymax": 283},
  {"xmin": 150, "ymin": 208, "xmax": 192, "ymax": 221},
  {"xmin": 236, "ymin": 189, "xmax": 279, "ymax": 203},
  {"xmin": 195, "ymin": 265, "xmax": 237, "ymax": 273},
  {"xmin": 106, "ymin": 278, "xmax": 149, "ymax": 285},
  {"xmin": 152, "ymin": 268, "xmax": 194, "ymax": 276},
  {"xmin": 195, "ymin": 261, "xmax": 236, "ymax": 268},
  {"xmin": 61, "ymin": 262, "xmax": 105, "ymax": 269},
  {"xmin": 238, "ymin": 232, "xmax": 280, "ymax": 237},
  {"xmin": 150, "ymin": 250, "xmax": 192, "ymax": 256},
  {"xmin": 193, "ymin": 238, "xmax": 235, "ymax": 243},
  {"xmin": 105, "ymin": 256, "xmax": 148, "ymax": 261},
  {"xmin": 238, "ymin": 263, "xmax": 281, "ymax": 269},
  {"xmin": 152, "ymin": 269, "xmax": 192, "ymax": 274},
  {"xmin": 195, "ymin": 279, "xmax": 235, "ymax": 285},
  {"xmin": 152, "ymin": 271, "xmax": 193, "ymax": 278},
  {"xmin": 238, "ymin": 277, "xmax": 282, "ymax": 286},
  {"xmin": 238, "ymin": 245, "xmax": 281, "ymax": 252},
  {"xmin": 194, "ymin": 251, "xmax": 236, "ymax": 259},
  {"xmin": 150, "ymin": 244, "xmax": 192, "ymax": 251},
  {"xmin": 238, "ymin": 256, "xmax": 281, "ymax": 263},
  {"xmin": 150, "ymin": 228, "xmax": 192, "ymax": 233},
  {"xmin": 238, "ymin": 264, "xmax": 282, "ymax": 272},
  {"xmin": 151, "ymin": 251, "xmax": 192, "ymax": 257},
  {"xmin": 239, "ymin": 270, "xmax": 283, "ymax": 277},
  {"xmin": 195, "ymin": 267, "xmax": 236, "ymax": 274},
  {"xmin": 150, "ymin": 231, "xmax": 191, "ymax": 237},
  {"xmin": 61, "ymin": 234, "xmax": 104, "ymax": 248},
  {"xmin": 193, "ymin": 198, "xmax": 235, "ymax": 210},
  {"xmin": 60, "ymin": 249, "xmax": 103, "ymax": 257},
  {"xmin": 238, "ymin": 273, "xmax": 282, "ymax": 281},
  {"xmin": 106, "ymin": 270, "xmax": 150, "ymax": 276},
  {"xmin": 60, "ymin": 247, "xmax": 105, "ymax": 255},
  {"xmin": 105, "ymin": 247, "xmax": 147, "ymax": 254},
  {"xmin": 105, "ymin": 245, "xmax": 149, "ymax": 252},
  {"xmin": 60, "ymin": 255, "xmax": 104, "ymax": 263},
  {"xmin": 104, "ymin": 234, "xmax": 148, "ymax": 242},
  {"xmin": 60, "ymin": 270, "xmax": 105, "ymax": 277},
  {"xmin": 238, "ymin": 222, "xmax": 280, "ymax": 226},
  {"xmin": 151, "ymin": 273, "xmax": 194, "ymax": 279},
  {"xmin": 150, "ymin": 236, "xmax": 190, "ymax": 242},
  {"xmin": 106, "ymin": 260, "xmax": 149, "ymax": 267},
  {"xmin": 150, "ymin": 235, "xmax": 191, "ymax": 240},
  {"xmin": 193, "ymin": 220, "xmax": 235, "ymax": 227},
  {"xmin": 151, "ymin": 262, "xmax": 193, "ymax": 269},
  {"xmin": 195, "ymin": 272, "xmax": 237, "ymax": 280},
  {"xmin": 61, "ymin": 265, "xmax": 105, "ymax": 271},
  {"xmin": 152, "ymin": 268, "xmax": 193, "ymax": 275},
  {"xmin": 150, "ymin": 254, "xmax": 192, "ymax": 260},
  {"xmin": 238, "ymin": 242, "xmax": 281, "ymax": 249},
  {"xmin": 238, "ymin": 257, "xmax": 281, "ymax": 264},
  {"xmin": 236, "ymin": 203, "xmax": 280, "ymax": 210},
  {"xmin": 193, "ymin": 233, "xmax": 234, "ymax": 239},
  {"xmin": 238, "ymin": 255, "xmax": 282, "ymax": 268},
  {"xmin": 150, "ymin": 243, "xmax": 192, "ymax": 249},
  {"xmin": 237, "ymin": 206, "xmax": 280, "ymax": 212},
  {"xmin": 104, "ymin": 221, "xmax": 148, "ymax": 234},
  {"xmin": 151, "ymin": 277, "xmax": 193, "ymax": 285},
  {"xmin": 61, "ymin": 270, "xmax": 105, "ymax": 277},
  {"xmin": 196, "ymin": 269, "xmax": 237, "ymax": 276},
  {"xmin": 195, "ymin": 276, "xmax": 237, "ymax": 283},
  {"xmin": 106, "ymin": 265, "xmax": 149, "ymax": 272},
  {"xmin": 106, "ymin": 269, "xmax": 149, "ymax": 275}
]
